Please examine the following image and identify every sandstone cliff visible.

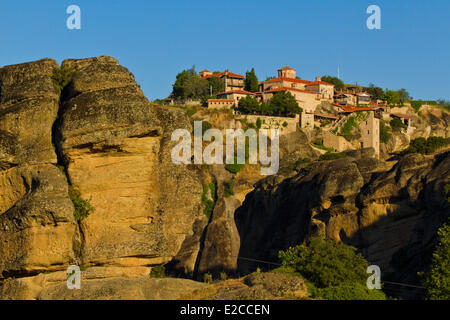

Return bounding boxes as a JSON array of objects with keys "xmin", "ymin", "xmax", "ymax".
[{"xmin": 0, "ymin": 56, "xmax": 206, "ymax": 299}]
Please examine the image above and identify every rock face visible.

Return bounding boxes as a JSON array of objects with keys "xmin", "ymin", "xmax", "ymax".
[
  {"xmin": 0, "ymin": 56, "xmax": 206, "ymax": 299},
  {"xmin": 0, "ymin": 59, "xmax": 76, "ymax": 281},
  {"xmin": 235, "ymin": 150, "xmax": 449, "ymax": 298}
]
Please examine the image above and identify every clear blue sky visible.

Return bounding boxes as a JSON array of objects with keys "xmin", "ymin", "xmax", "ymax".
[{"xmin": 1, "ymin": 0, "xmax": 449, "ymax": 100}]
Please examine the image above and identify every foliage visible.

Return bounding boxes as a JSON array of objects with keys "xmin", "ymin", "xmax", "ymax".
[
  {"xmin": 402, "ymin": 136, "xmax": 449, "ymax": 155},
  {"xmin": 410, "ymin": 100, "xmax": 437, "ymax": 112},
  {"xmin": 245, "ymin": 68, "xmax": 259, "ymax": 92},
  {"xmin": 223, "ymin": 179, "xmax": 235, "ymax": 198},
  {"xmin": 201, "ymin": 182, "xmax": 216, "ymax": 219},
  {"xmin": 339, "ymin": 116, "xmax": 358, "ymax": 141},
  {"xmin": 238, "ymin": 92, "xmax": 301, "ymax": 116},
  {"xmin": 68, "ymin": 186, "xmax": 94, "ymax": 221},
  {"xmin": 225, "ymin": 162, "xmax": 244, "ymax": 174},
  {"xmin": 310, "ymin": 283, "xmax": 387, "ymax": 300},
  {"xmin": 444, "ymin": 184, "xmax": 450, "ymax": 203},
  {"xmin": 312, "ymin": 139, "xmax": 334, "ymax": 152},
  {"xmin": 266, "ymin": 91, "xmax": 302, "ymax": 116},
  {"xmin": 379, "ymin": 121, "xmax": 392, "ymax": 144},
  {"xmin": 238, "ymin": 96, "xmax": 261, "ymax": 114},
  {"xmin": 278, "ymin": 238, "xmax": 369, "ymax": 289},
  {"xmin": 256, "ymin": 117, "xmax": 262, "ymax": 129},
  {"xmin": 318, "ymin": 152, "xmax": 347, "ymax": 161},
  {"xmin": 383, "ymin": 88, "xmax": 411, "ymax": 106},
  {"xmin": 282, "ymin": 121, "xmax": 288, "ymax": 128},
  {"xmin": 366, "ymin": 84, "xmax": 384, "ymax": 101},
  {"xmin": 203, "ymin": 273, "xmax": 213, "ymax": 284},
  {"xmin": 321, "ymin": 75, "xmax": 345, "ymax": 91},
  {"xmin": 389, "ymin": 117, "xmax": 407, "ymax": 132},
  {"xmin": 52, "ymin": 67, "xmax": 78, "ymax": 94},
  {"xmin": 172, "ymin": 66, "xmax": 209, "ymax": 99},
  {"xmin": 437, "ymin": 99, "xmax": 450, "ymax": 112},
  {"xmin": 150, "ymin": 265, "xmax": 166, "ymax": 278},
  {"xmin": 421, "ymin": 218, "xmax": 450, "ymax": 300},
  {"xmin": 207, "ymin": 76, "xmax": 225, "ymax": 95}
]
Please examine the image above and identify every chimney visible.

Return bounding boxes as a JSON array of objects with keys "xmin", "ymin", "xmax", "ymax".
[{"xmin": 315, "ymin": 76, "xmax": 322, "ymax": 82}]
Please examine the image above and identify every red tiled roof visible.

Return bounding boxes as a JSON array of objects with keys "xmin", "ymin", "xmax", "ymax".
[
  {"xmin": 216, "ymin": 90, "xmax": 255, "ymax": 95},
  {"xmin": 391, "ymin": 113, "xmax": 412, "ymax": 119},
  {"xmin": 203, "ymin": 71, "xmax": 245, "ymax": 79},
  {"xmin": 264, "ymin": 86, "xmax": 317, "ymax": 95},
  {"xmin": 278, "ymin": 66, "xmax": 296, "ymax": 71},
  {"xmin": 208, "ymin": 99, "xmax": 234, "ymax": 102},
  {"xmin": 200, "ymin": 69, "xmax": 210, "ymax": 72},
  {"xmin": 262, "ymin": 77, "xmax": 333, "ymax": 87}
]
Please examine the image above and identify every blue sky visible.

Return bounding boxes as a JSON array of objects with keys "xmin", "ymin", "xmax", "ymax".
[{"xmin": 0, "ymin": 0, "xmax": 449, "ymax": 100}]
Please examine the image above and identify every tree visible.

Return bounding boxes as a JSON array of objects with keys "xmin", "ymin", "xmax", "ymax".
[
  {"xmin": 321, "ymin": 75, "xmax": 345, "ymax": 91},
  {"xmin": 398, "ymin": 88, "xmax": 411, "ymax": 105},
  {"xmin": 238, "ymin": 95, "xmax": 261, "ymax": 114},
  {"xmin": 421, "ymin": 218, "xmax": 450, "ymax": 300},
  {"xmin": 384, "ymin": 89, "xmax": 401, "ymax": 106},
  {"xmin": 278, "ymin": 238, "xmax": 369, "ymax": 288},
  {"xmin": 390, "ymin": 117, "xmax": 407, "ymax": 132},
  {"xmin": 207, "ymin": 76, "xmax": 225, "ymax": 95},
  {"xmin": 268, "ymin": 91, "xmax": 302, "ymax": 116},
  {"xmin": 245, "ymin": 68, "xmax": 259, "ymax": 92},
  {"xmin": 366, "ymin": 84, "xmax": 384, "ymax": 101},
  {"xmin": 172, "ymin": 66, "xmax": 209, "ymax": 99}
]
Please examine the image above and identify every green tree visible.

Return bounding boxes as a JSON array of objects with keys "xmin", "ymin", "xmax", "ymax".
[
  {"xmin": 321, "ymin": 75, "xmax": 345, "ymax": 91},
  {"xmin": 172, "ymin": 66, "xmax": 209, "ymax": 99},
  {"xmin": 268, "ymin": 91, "xmax": 302, "ymax": 116},
  {"xmin": 421, "ymin": 218, "xmax": 450, "ymax": 300},
  {"xmin": 245, "ymin": 68, "xmax": 259, "ymax": 92},
  {"xmin": 379, "ymin": 121, "xmax": 392, "ymax": 143},
  {"xmin": 238, "ymin": 95, "xmax": 261, "ymax": 114},
  {"xmin": 398, "ymin": 88, "xmax": 411, "ymax": 105},
  {"xmin": 207, "ymin": 76, "xmax": 225, "ymax": 95},
  {"xmin": 278, "ymin": 238, "xmax": 369, "ymax": 288},
  {"xmin": 390, "ymin": 117, "xmax": 407, "ymax": 132},
  {"xmin": 366, "ymin": 84, "xmax": 384, "ymax": 101}
]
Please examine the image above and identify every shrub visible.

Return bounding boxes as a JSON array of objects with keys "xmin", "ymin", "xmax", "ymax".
[
  {"xmin": 225, "ymin": 161, "xmax": 244, "ymax": 174},
  {"xmin": 402, "ymin": 136, "xmax": 449, "ymax": 155},
  {"xmin": 379, "ymin": 121, "xmax": 392, "ymax": 144},
  {"xmin": 420, "ymin": 218, "xmax": 450, "ymax": 300},
  {"xmin": 201, "ymin": 182, "xmax": 216, "ymax": 219},
  {"xmin": 390, "ymin": 117, "xmax": 407, "ymax": 132},
  {"xmin": 203, "ymin": 273, "xmax": 213, "ymax": 284},
  {"xmin": 312, "ymin": 139, "xmax": 334, "ymax": 153},
  {"xmin": 52, "ymin": 67, "xmax": 78, "ymax": 94},
  {"xmin": 282, "ymin": 121, "xmax": 288, "ymax": 127},
  {"xmin": 223, "ymin": 179, "xmax": 235, "ymax": 198},
  {"xmin": 318, "ymin": 152, "xmax": 346, "ymax": 161},
  {"xmin": 278, "ymin": 238, "xmax": 369, "ymax": 288},
  {"xmin": 256, "ymin": 117, "xmax": 262, "ymax": 129},
  {"xmin": 68, "ymin": 186, "xmax": 94, "ymax": 221},
  {"xmin": 311, "ymin": 283, "xmax": 386, "ymax": 300},
  {"xmin": 339, "ymin": 116, "xmax": 358, "ymax": 141},
  {"xmin": 150, "ymin": 265, "xmax": 166, "ymax": 278}
]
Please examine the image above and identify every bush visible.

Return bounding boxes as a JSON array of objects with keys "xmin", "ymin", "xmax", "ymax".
[
  {"xmin": 379, "ymin": 121, "xmax": 392, "ymax": 144},
  {"xmin": 201, "ymin": 182, "xmax": 216, "ymax": 219},
  {"xmin": 225, "ymin": 160, "xmax": 244, "ymax": 174},
  {"xmin": 339, "ymin": 116, "xmax": 358, "ymax": 141},
  {"xmin": 282, "ymin": 121, "xmax": 288, "ymax": 128},
  {"xmin": 402, "ymin": 136, "xmax": 449, "ymax": 155},
  {"xmin": 278, "ymin": 238, "xmax": 369, "ymax": 288},
  {"xmin": 312, "ymin": 139, "xmax": 334, "ymax": 153},
  {"xmin": 68, "ymin": 186, "xmax": 94, "ymax": 221},
  {"xmin": 256, "ymin": 117, "xmax": 262, "ymax": 129},
  {"xmin": 421, "ymin": 218, "xmax": 450, "ymax": 300},
  {"xmin": 150, "ymin": 265, "xmax": 166, "ymax": 278},
  {"xmin": 52, "ymin": 67, "xmax": 78, "ymax": 95},
  {"xmin": 410, "ymin": 100, "xmax": 437, "ymax": 112},
  {"xmin": 223, "ymin": 179, "xmax": 235, "ymax": 198},
  {"xmin": 311, "ymin": 283, "xmax": 386, "ymax": 300},
  {"xmin": 318, "ymin": 152, "xmax": 346, "ymax": 161},
  {"xmin": 390, "ymin": 117, "xmax": 407, "ymax": 132}
]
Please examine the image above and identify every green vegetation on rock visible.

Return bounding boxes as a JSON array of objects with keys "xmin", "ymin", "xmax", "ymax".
[
  {"xmin": 150, "ymin": 265, "xmax": 166, "ymax": 278},
  {"xmin": 223, "ymin": 179, "xmax": 235, "ymax": 198},
  {"xmin": 278, "ymin": 238, "xmax": 387, "ymax": 300},
  {"xmin": 421, "ymin": 218, "xmax": 450, "ymax": 300},
  {"xmin": 201, "ymin": 182, "xmax": 217, "ymax": 220},
  {"xmin": 52, "ymin": 67, "xmax": 78, "ymax": 95},
  {"xmin": 379, "ymin": 121, "xmax": 392, "ymax": 143},
  {"xmin": 402, "ymin": 136, "xmax": 449, "ymax": 155},
  {"xmin": 68, "ymin": 186, "xmax": 94, "ymax": 221}
]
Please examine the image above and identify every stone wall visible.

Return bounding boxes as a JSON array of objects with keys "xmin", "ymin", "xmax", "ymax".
[{"xmin": 237, "ymin": 114, "xmax": 299, "ymax": 135}]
